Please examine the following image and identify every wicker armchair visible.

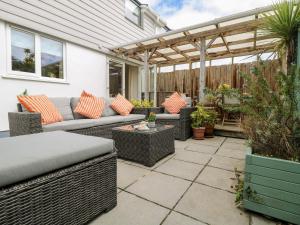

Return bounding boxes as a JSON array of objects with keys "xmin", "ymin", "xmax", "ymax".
[{"xmin": 155, "ymin": 107, "xmax": 195, "ymax": 141}]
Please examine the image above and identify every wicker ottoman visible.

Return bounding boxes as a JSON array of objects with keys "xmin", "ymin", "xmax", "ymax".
[
  {"xmin": 112, "ymin": 124, "xmax": 175, "ymax": 167},
  {"xmin": 0, "ymin": 131, "xmax": 117, "ymax": 225}
]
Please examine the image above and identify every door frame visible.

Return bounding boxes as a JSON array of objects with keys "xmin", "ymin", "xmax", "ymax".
[{"xmin": 106, "ymin": 57, "xmax": 125, "ymax": 97}]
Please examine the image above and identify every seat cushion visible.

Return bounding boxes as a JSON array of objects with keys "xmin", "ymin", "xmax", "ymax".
[
  {"xmin": 91, "ymin": 114, "xmax": 145, "ymax": 126},
  {"xmin": 0, "ymin": 131, "xmax": 114, "ymax": 187},
  {"xmin": 74, "ymin": 91, "xmax": 105, "ymax": 119},
  {"xmin": 156, "ymin": 114, "xmax": 180, "ymax": 120},
  {"xmin": 18, "ymin": 95, "xmax": 63, "ymax": 125},
  {"xmin": 43, "ymin": 119, "xmax": 97, "ymax": 132},
  {"xmin": 49, "ymin": 97, "xmax": 74, "ymax": 121},
  {"xmin": 102, "ymin": 97, "xmax": 118, "ymax": 117},
  {"xmin": 43, "ymin": 114, "xmax": 146, "ymax": 132}
]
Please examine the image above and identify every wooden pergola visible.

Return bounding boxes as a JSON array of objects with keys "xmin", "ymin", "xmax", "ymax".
[{"xmin": 112, "ymin": 5, "xmax": 279, "ymax": 101}]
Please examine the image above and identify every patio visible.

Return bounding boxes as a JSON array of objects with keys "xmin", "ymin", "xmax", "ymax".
[{"xmin": 90, "ymin": 137, "xmax": 279, "ymax": 225}]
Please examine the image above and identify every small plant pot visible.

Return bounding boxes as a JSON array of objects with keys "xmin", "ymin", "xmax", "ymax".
[
  {"xmin": 205, "ymin": 124, "xmax": 215, "ymax": 138},
  {"xmin": 192, "ymin": 127, "xmax": 206, "ymax": 140},
  {"xmin": 148, "ymin": 121, "xmax": 156, "ymax": 128}
]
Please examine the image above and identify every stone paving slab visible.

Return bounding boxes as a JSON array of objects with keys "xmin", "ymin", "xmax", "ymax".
[
  {"xmin": 185, "ymin": 143, "xmax": 219, "ymax": 155},
  {"xmin": 216, "ymin": 146, "xmax": 246, "ymax": 160},
  {"xmin": 221, "ymin": 142, "xmax": 246, "ymax": 150},
  {"xmin": 196, "ymin": 166, "xmax": 236, "ymax": 192},
  {"xmin": 225, "ymin": 137, "xmax": 247, "ymax": 144},
  {"xmin": 127, "ymin": 171, "xmax": 191, "ymax": 208},
  {"xmin": 187, "ymin": 136, "xmax": 225, "ymax": 147},
  {"xmin": 175, "ymin": 183, "xmax": 249, "ymax": 225},
  {"xmin": 209, "ymin": 155, "xmax": 245, "ymax": 172},
  {"xmin": 162, "ymin": 211, "xmax": 206, "ymax": 225},
  {"xmin": 174, "ymin": 149, "xmax": 212, "ymax": 165},
  {"xmin": 155, "ymin": 159, "xmax": 205, "ymax": 181},
  {"xmin": 90, "ymin": 192, "xmax": 169, "ymax": 225},
  {"xmin": 117, "ymin": 162, "xmax": 150, "ymax": 189}
]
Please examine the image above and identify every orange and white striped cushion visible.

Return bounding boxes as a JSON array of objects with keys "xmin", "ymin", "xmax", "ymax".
[
  {"xmin": 74, "ymin": 91, "xmax": 105, "ymax": 119},
  {"xmin": 18, "ymin": 95, "xmax": 63, "ymax": 125},
  {"xmin": 162, "ymin": 92, "xmax": 187, "ymax": 114},
  {"xmin": 110, "ymin": 94, "xmax": 133, "ymax": 116}
]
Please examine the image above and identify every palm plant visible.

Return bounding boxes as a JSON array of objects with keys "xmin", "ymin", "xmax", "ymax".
[{"xmin": 261, "ymin": 0, "xmax": 300, "ymax": 71}]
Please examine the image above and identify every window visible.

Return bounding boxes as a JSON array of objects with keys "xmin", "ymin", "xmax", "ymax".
[
  {"xmin": 41, "ymin": 37, "xmax": 64, "ymax": 79},
  {"xmin": 125, "ymin": 0, "xmax": 141, "ymax": 27},
  {"xmin": 7, "ymin": 26, "xmax": 66, "ymax": 82},
  {"xmin": 11, "ymin": 29, "xmax": 35, "ymax": 73}
]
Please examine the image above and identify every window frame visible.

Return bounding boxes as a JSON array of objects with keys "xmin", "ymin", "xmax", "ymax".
[
  {"xmin": 125, "ymin": 0, "xmax": 142, "ymax": 28},
  {"xmin": 5, "ymin": 25, "xmax": 67, "ymax": 83}
]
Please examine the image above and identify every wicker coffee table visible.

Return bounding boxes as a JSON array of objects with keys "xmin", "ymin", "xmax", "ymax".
[{"xmin": 112, "ymin": 124, "xmax": 175, "ymax": 167}]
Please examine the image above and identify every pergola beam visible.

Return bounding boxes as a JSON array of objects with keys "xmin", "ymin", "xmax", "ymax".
[
  {"xmin": 152, "ymin": 44, "xmax": 275, "ymax": 66},
  {"xmin": 199, "ymin": 37, "xmax": 206, "ymax": 100},
  {"xmin": 117, "ymin": 19, "xmax": 263, "ymax": 55}
]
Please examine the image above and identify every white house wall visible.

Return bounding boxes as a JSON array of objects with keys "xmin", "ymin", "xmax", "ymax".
[
  {"xmin": 0, "ymin": 21, "xmax": 107, "ymax": 131},
  {"xmin": 0, "ymin": 0, "xmax": 158, "ymax": 52}
]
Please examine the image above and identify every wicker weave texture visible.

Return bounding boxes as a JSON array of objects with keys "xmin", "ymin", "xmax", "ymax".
[
  {"xmin": 113, "ymin": 126, "xmax": 175, "ymax": 167},
  {"xmin": 0, "ymin": 152, "xmax": 117, "ymax": 225}
]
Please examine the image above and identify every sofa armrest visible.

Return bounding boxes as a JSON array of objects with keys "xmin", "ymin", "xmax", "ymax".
[
  {"xmin": 8, "ymin": 112, "xmax": 43, "ymax": 137},
  {"xmin": 180, "ymin": 107, "xmax": 196, "ymax": 120}
]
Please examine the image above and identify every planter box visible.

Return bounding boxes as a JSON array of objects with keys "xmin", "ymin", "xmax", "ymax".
[{"xmin": 243, "ymin": 148, "xmax": 300, "ymax": 225}]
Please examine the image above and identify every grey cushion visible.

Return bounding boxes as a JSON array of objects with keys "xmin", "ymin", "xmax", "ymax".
[
  {"xmin": 91, "ymin": 114, "xmax": 145, "ymax": 126},
  {"xmin": 43, "ymin": 114, "xmax": 146, "ymax": 132},
  {"xmin": 0, "ymin": 131, "xmax": 114, "ymax": 187},
  {"xmin": 102, "ymin": 98, "xmax": 118, "ymax": 117},
  {"xmin": 49, "ymin": 97, "xmax": 74, "ymax": 121},
  {"xmin": 70, "ymin": 97, "xmax": 87, "ymax": 119},
  {"xmin": 156, "ymin": 113, "xmax": 180, "ymax": 120},
  {"xmin": 43, "ymin": 119, "xmax": 98, "ymax": 132}
]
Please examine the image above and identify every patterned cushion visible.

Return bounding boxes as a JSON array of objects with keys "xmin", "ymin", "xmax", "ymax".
[
  {"xmin": 162, "ymin": 92, "xmax": 187, "ymax": 114},
  {"xmin": 18, "ymin": 95, "xmax": 63, "ymax": 125},
  {"xmin": 74, "ymin": 91, "xmax": 105, "ymax": 119},
  {"xmin": 110, "ymin": 94, "xmax": 134, "ymax": 116}
]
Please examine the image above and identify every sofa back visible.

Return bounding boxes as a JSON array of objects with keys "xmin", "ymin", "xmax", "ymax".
[{"xmin": 18, "ymin": 97, "xmax": 119, "ymax": 120}]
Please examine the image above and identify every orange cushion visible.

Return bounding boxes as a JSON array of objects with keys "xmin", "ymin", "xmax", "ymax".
[
  {"xmin": 110, "ymin": 94, "xmax": 133, "ymax": 116},
  {"xmin": 18, "ymin": 95, "xmax": 63, "ymax": 125},
  {"xmin": 74, "ymin": 91, "xmax": 105, "ymax": 119},
  {"xmin": 162, "ymin": 92, "xmax": 187, "ymax": 114}
]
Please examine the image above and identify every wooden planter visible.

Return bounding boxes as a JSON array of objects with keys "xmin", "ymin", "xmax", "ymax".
[{"xmin": 243, "ymin": 148, "xmax": 300, "ymax": 225}]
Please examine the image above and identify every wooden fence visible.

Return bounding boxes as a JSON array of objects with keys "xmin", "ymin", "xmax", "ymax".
[{"xmin": 156, "ymin": 60, "xmax": 280, "ymax": 105}]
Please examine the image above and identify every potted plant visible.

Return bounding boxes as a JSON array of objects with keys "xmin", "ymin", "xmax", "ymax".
[
  {"xmin": 147, "ymin": 112, "xmax": 156, "ymax": 128},
  {"xmin": 131, "ymin": 99, "xmax": 155, "ymax": 116},
  {"xmin": 203, "ymin": 110, "xmax": 218, "ymax": 138},
  {"xmin": 190, "ymin": 105, "xmax": 208, "ymax": 140}
]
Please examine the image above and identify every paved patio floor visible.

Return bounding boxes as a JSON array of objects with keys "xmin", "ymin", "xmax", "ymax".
[{"xmin": 90, "ymin": 136, "xmax": 283, "ymax": 225}]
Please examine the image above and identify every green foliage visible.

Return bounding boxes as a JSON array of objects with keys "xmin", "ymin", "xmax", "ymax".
[
  {"xmin": 131, "ymin": 99, "xmax": 154, "ymax": 108},
  {"xmin": 204, "ymin": 110, "xmax": 218, "ymax": 126},
  {"xmin": 191, "ymin": 105, "xmax": 209, "ymax": 128},
  {"xmin": 261, "ymin": 0, "xmax": 300, "ymax": 66},
  {"xmin": 241, "ymin": 63, "xmax": 300, "ymax": 161},
  {"xmin": 147, "ymin": 112, "xmax": 156, "ymax": 122},
  {"xmin": 204, "ymin": 84, "xmax": 240, "ymax": 107},
  {"xmin": 234, "ymin": 168, "xmax": 244, "ymax": 207}
]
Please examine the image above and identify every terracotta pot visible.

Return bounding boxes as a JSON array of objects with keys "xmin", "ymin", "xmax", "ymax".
[
  {"xmin": 205, "ymin": 124, "xmax": 215, "ymax": 138},
  {"xmin": 192, "ymin": 127, "xmax": 206, "ymax": 140}
]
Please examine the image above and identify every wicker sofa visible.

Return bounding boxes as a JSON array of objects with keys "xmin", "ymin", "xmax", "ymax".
[{"xmin": 8, "ymin": 97, "xmax": 145, "ymax": 138}]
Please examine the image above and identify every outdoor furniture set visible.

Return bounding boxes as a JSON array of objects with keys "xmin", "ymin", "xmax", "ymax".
[{"xmin": 1, "ymin": 92, "xmax": 194, "ymax": 224}]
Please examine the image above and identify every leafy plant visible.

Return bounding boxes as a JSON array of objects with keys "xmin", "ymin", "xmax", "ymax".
[
  {"xmin": 241, "ymin": 63, "xmax": 300, "ymax": 161},
  {"xmin": 191, "ymin": 105, "xmax": 210, "ymax": 128},
  {"xmin": 147, "ymin": 112, "xmax": 156, "ymax": 122},
  {"xmin": 131, "ymin": 99, "xmax": 154, "ymax": 108},
  {"xmin": 261, "ymin": 0, "xmax": 300, "ymax": 70},
  {"xmin": 204, "ymin": 110, "xmax": 218, "ymax": 126},
  {"xmin": 233, "ymin": 168, "xmax": 244, "ymax": 207}
]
